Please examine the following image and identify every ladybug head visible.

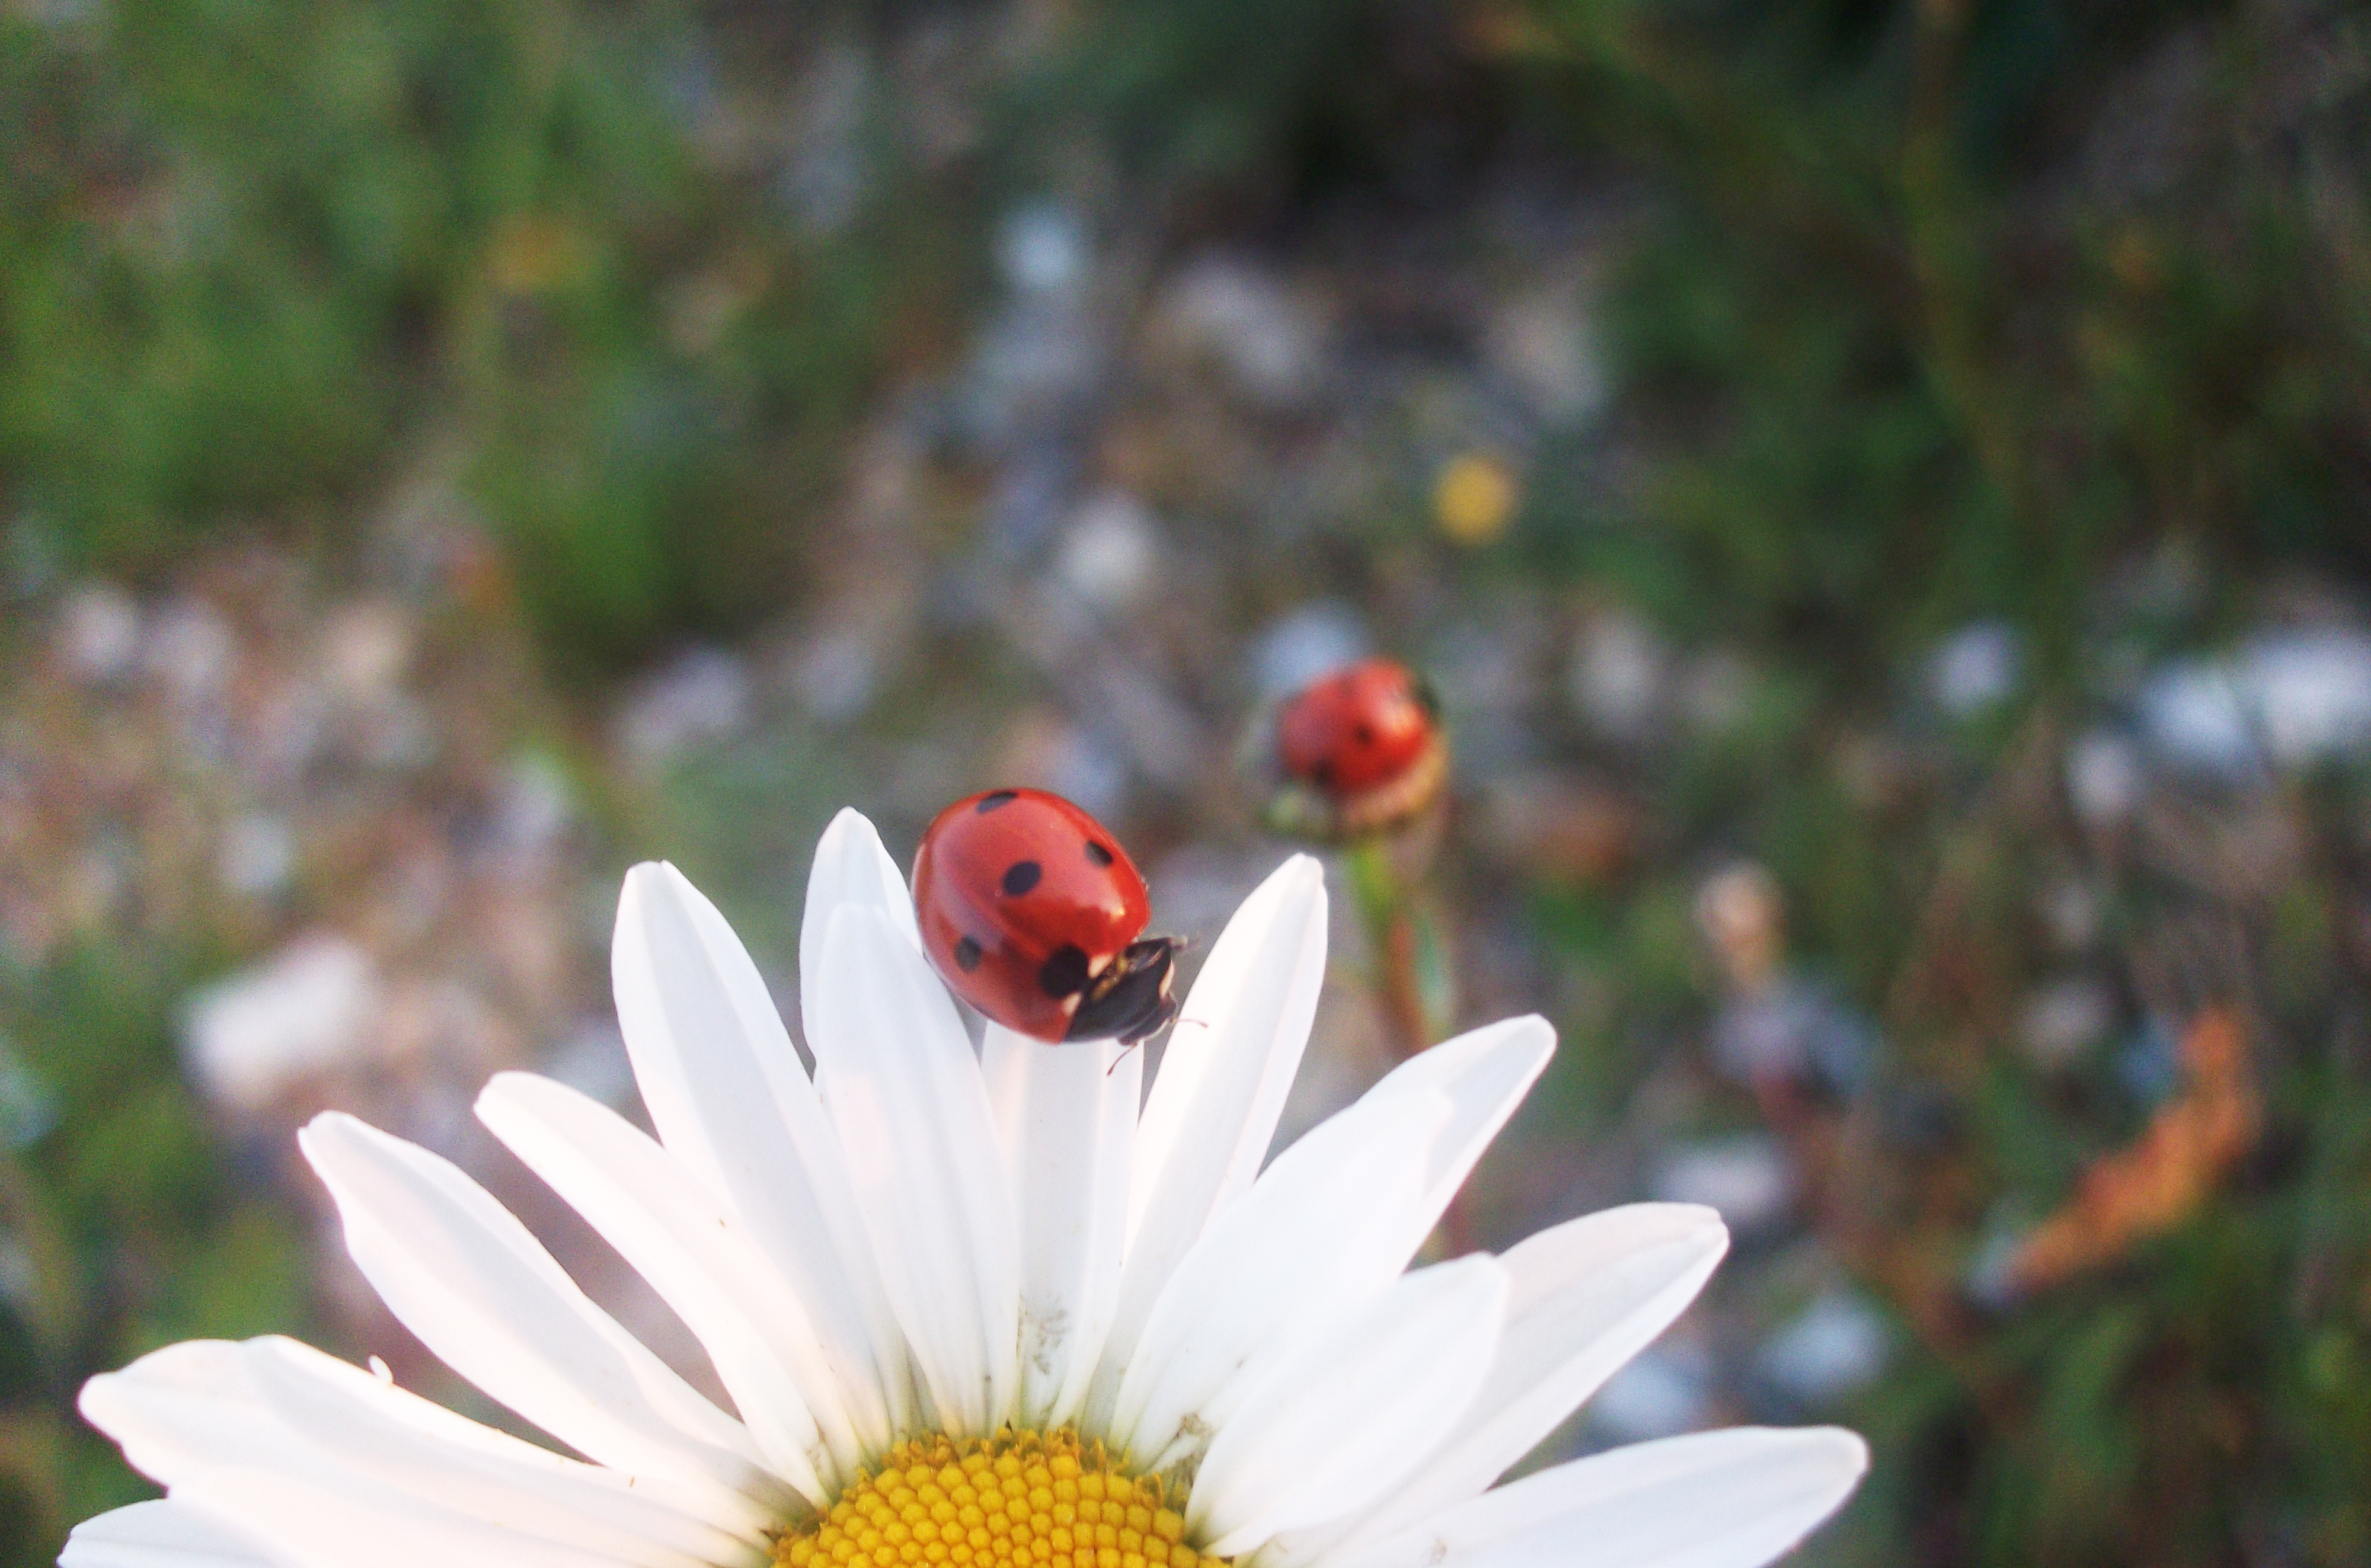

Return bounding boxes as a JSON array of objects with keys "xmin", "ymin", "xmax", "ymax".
[{"xmin": 1066, "ymin": 937, "xmax": 1179, "ymax": 1045}]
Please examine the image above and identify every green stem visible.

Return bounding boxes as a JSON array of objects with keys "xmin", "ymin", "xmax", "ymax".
[
  {"xmin": 1344, "ymin": 836, "xmax": 1472, "ymax": 1257},
  {"xmin": 1344, "ymin": 839, "xmax": 1453, "ymax": 1058}
]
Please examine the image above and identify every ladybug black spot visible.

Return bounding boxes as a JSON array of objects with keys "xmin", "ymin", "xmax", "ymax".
[
  {"xmin": 1002, "ymin": 860, "xmax": 1043, "ymax": 897},
  {"xmin": 1353, "ymin": 722, "xmax": 1376, "ymax": 745},
  {"xmin": 977, "ymin": 790, "xmax": 1019, "ymax": 812},
  {"xmin": 1038, "ymin": 943, "xmax": 1091, "ymax": 999},
  {"xmin": 1084, "ymin": 841, "xmax": 1115, "ymax": 868},
  {"xmin": 1312, "ymin": 760, "xmax": 1335, "ymax": 789},
  {"xmin": 953, "ymin": 936, "xmax": 983, "ymax": 972}
]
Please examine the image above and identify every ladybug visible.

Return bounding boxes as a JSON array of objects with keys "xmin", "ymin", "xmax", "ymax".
[
  {"xmin": 911, "ymin": 788, "xmax": 1180, "ymax": 1045},
  {"xmin": 1268, "ymin": 657, "xmax": 1449, "ymax": 839}
]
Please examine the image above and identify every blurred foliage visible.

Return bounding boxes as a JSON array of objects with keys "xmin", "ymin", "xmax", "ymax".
[
  {"xmin": 0, "ymin": 0, "xmax": 948, "ymax": 668},
  {"xmin": 1516, "ymin": 4, "xmax": 2371, "ymax": 1564},
  {"xmin": 1512, "ymin": 4, "xmax": 2371, "ymax": 1566},
  {"xmin": 1521, "ymin": 0, "xmax": 2371, "ymax": 677},
  {"xmin": 1035, "ymin": 0, "xmax": 2371, "ymax": 663},
  {"xmin": 1027, "ymin": 1, "xmax": 2371, "ymax": 1565},
  {"xmin": 0, "ymin": 940, "xmax": 308, "ymax": 1560}
]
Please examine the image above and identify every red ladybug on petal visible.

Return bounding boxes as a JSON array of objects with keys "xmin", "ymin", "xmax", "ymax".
[
  {"xmin": 1268, "ymin": 657, "xmax": 1449, "ymax": 839},
  {"xmin": 911, "ymin": 788, "xmax": 1180, "ymax": 1045}
]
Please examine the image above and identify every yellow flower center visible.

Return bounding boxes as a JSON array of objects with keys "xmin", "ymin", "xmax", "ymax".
[{"xmin": 775, "ymin": 1429, "xmax": 1229, "ymax": 1568}]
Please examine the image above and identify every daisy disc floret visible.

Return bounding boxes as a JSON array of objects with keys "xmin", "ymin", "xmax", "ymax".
[{"xmin": 62, "ymin": 809, "xmax": 1867, "ymax": 1568}]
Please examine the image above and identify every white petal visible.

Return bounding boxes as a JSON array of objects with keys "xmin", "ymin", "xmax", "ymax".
[
  {"xmin": 168, "ymin": 1465, "xmax": 647, "ymax": 1568},
  {"xmin": 809, "ymin": 904, "xmax": 1021, "ymax": 1437},
  {"xmin": 1094, "ymin": 857, "xmax": 1327, "ymax": 1404},
  {"xmin": 475, "ymin": 1073, "xmax": 837, "ymax": 1495},
  {"xmin": 981, "ymin": 1026, "xmax": 1141, "ymax": 1430},
  {"xmin": 1191, "ymin": 1257, "xmax": 1509, "ymax": 1558},
  {"xmin": 1354, "ymin": 1016, "xmax": 1555, "ymax": 1255},
  {"xmin": 79, "ymin": 1338, "xmax": 756, "ymax": 1568},
  {"xmin": 1109, "ymin": 1017, "xmax": 1548, "ymax": 1474},
  {"xmin": 299, "ymin": 1112, "xmax": 785, "ymax": 1528},
  {"xmin": 1319, "ymin": 1428, "xmax": 1867, "ymax": 1568},
  {"xmin": 60, "ymin": 1502, "xmax": 283, "ymax": 1568},
  {"xmin": 1305, "ymin": 1204, "xmax": 1730, "ymax": 1558},
  {"xmin": 1107, "ymin": 1090, "xmax": 1449, "ymax": 1471},
  {"xmin": 614, "ymin": 861, "xmax": 910, "ymax": 1447},
  {"xmin": 798, "ymin": 808, "xmax": 923, "ymax": 1052}
]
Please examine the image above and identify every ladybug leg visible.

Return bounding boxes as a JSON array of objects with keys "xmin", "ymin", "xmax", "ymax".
[{"xmin": 1107, "ymin": 1009, "xmax": 1206, "ymax": 1073}]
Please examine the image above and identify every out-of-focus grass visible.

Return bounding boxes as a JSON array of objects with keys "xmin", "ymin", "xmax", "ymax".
[
  {"xmin": 1024, "ymin": 1, "xmax": 2371, "ymax": 1563},
  {"xmin": 0, "ymin": 940, "xmax": 308, "ymax": 1556},
  {"xmin": 1504, "ymin": 5, "xmax": 2371, "ymax": 1564},
  {"xmin": 1515, "ymin": 0, "xmax": 2371, "ymax": 653},
  {"xmin": 1, "ymin": 0, "xmax": 947, "ymax": 668}
]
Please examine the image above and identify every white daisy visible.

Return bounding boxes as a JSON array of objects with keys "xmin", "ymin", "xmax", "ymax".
[{"xmin": 62, "ymin": 808, "xmax": 1865, "ymax": 1568}]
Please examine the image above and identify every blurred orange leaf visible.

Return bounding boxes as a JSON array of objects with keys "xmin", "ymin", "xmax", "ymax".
[{"xmin": 2002, "ymin": 1007, "xmax": 2257, "ymax": 1298}]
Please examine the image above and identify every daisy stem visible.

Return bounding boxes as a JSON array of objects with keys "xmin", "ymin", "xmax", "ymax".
[
  {"xmin": 1344, "ymin": 836, "xmax": 1472, "ymax": 1250},
  {"xmin": 1344, "ymin": 838, "xmax": 1438, "ymax": 1055}
]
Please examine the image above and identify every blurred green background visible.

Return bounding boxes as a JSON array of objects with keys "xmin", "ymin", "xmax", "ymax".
[{"xmin": 4, "ymin": 1, "xmax": 2370, "ymax": 1565}]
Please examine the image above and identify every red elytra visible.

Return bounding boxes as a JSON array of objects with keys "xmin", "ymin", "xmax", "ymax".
[
  {"xmin": 1276, "ymin": 657, "xmax": 1440, "ymax": 798},
  {"xmin": 910, "ymin": 788, "xmax": 1179, "ymax": 1045}
]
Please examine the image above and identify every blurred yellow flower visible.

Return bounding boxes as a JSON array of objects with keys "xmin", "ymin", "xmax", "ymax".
[{"xmin": 1433, "ymin": 455, "xmax": 1520, "ymax": 545}]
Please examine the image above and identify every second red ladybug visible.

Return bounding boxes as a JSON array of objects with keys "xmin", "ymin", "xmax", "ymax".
[
  {"xmin": 910, "ymin": 788, "xmax": 1180, "ymax": 1045},
  {"xmin": 1267, "ymin": 657, "xmax": 1449, "ymax": 839}
]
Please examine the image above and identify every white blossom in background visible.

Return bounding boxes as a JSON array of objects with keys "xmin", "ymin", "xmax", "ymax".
[
  {"xmin": 1756, "ymin": 1291, "xmax": 1889, "ymax": 1406},
  {"xmin": 1056, "ymin": 493, "xmax": 1161, "ymax": 614},
  {"xmin": 180, "ymin": 936, "xmax": 379, "ymax": 1113},
  {"xmin": 2240, "ymin": 628, "xmax": 2371, "ymax": 767},
  {"xmin": 1568, "ymin": 612, "xmax": 1669, "ymax": 743},
  {"xmin": 1253, "ymin": 603, "xmax": 1372, "ymax": 703},
  {"xmin": 2065, "ymin": 729, "xmax": 2146, "ymax": 828},
  {"xmin": 614, "ymin": 645, "xmax": 754, "ymax": 769},
  {"xmin": 54, "ymin": 583, "xmax": 143, "ymax": 684},
  {"xmin": 2140, "ymin": 627, "xmax": 2371, "ymax": 777},
  {"xmin": 1927, "ymin": 620, "xmax": 2022, "ymax": 720}
]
